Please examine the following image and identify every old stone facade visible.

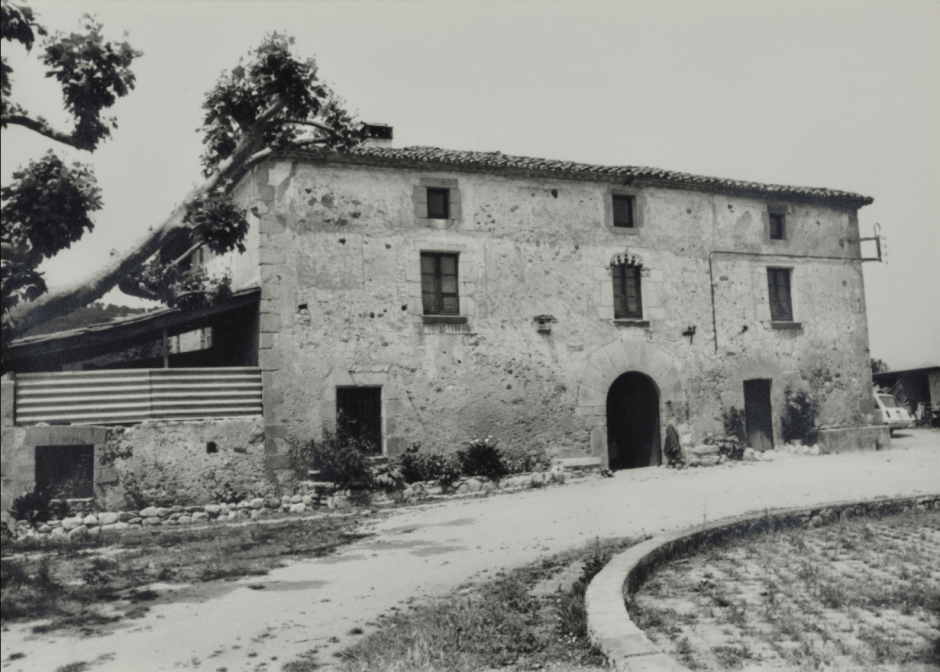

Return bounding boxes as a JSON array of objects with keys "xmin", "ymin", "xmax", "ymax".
[{"xmin": 217, "ymin": 144, "xmax": 877, "ymax": 480}]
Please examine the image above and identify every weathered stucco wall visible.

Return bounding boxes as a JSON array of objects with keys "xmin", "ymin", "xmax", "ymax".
[
  {"xmin": 1, "ymin": 416, "xmax": 265, "ymax": 516},
  {"xmin": 232, "ymin": 159, "xmax": 874, "ymax": 475}
]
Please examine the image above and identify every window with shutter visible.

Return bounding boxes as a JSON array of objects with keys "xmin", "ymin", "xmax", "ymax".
[
  {"xmin": 420, "ymin": 253, "xmax": 460, "ymax": 315},
  {"xmin": 767, "ymin": 268, "xmax": 794, "ymax": 321}
]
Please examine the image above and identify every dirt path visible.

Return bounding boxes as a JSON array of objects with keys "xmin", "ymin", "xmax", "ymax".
[{"xmin": 3, "ymin": 429, "xmax": 938, "ymax": 672}]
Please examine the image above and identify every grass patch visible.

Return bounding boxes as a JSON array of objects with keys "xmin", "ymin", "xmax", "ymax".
[
  {"xmin": 628, "ymin": 508, "xmax": 940, "ymax": 670},
  {"xmin": 287, "ymin": 536, "xmax": 644, "ymax": 672},
  {"xmin": 1, "ymin": 516, "xmax": 364, "ymax": 633}
]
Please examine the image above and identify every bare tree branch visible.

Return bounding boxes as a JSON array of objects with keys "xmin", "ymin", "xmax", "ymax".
[
  {"xmin": 1, "ymin": 113, "xmax": 91, "ymax": 151},
  {"xmin": 277, "ymin": 118, "xmax": 338, "ymax": 137},
  {"xmin": 3, "ymin": 98, "xmax": 289, "ymax": 339}
]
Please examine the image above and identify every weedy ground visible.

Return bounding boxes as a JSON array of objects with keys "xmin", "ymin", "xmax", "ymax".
[
  {"xmin": 0, "ymin": 515, "xmax": 365, "ymax": 636},
  {"xmin": 283, "ymin": 536, "xmax": 645, "ymax": 672},
  {"xmin": 628, "ymin": 509, "xmax": 940, "ymax": 670}
]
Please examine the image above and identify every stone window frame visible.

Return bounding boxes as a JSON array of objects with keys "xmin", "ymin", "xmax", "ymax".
[
  {"xmin": 335, "ymin": 386, "xmax": 383, "ymax": 456},
  {"xmin": 767, "ymin": 203, "xmax": 791, "ymax": 241},
  {"xmin": 407, "ymin": 242, "xmax": 475, "ymax": 328},
  {"xmin": 420, "ymin": 252, "xmax": 460, "ymax": 317},
  {"xmin": 766, "ymin": 266, "xmax": 802, "ymax": 329},
  {"xmin": 413, "ymin": 177, "xmax": 463, "ymax": 226},
  {"xmin": 612, "ymin": 263, "xmax": 643, "ymax": 321},
  {"xmin": 599, "ymin": 250, "xmax": 652, "ymax": 327},
  {"xmin": 604, "ymin": 186, "xmax": 646, "ymax": 235},
  {"xmin": 18, "ymin": 426, "xmax": 116, "ymax": 502},
  {"xmin": 323, "ymin": 369, "xmax": 391, "ymax": 456}
]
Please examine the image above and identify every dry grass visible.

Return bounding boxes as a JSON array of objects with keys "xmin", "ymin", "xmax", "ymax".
[
  {"xmin": 628, "ymin": 509, "xmax": 940, "ymax": 670},
  {"xmin": 1, "ymin": 516, "xmax": 365, "ymax": 634},
  {"xmin": 283, "ymin": 536, "xmax": 644, "ymax": 672}
]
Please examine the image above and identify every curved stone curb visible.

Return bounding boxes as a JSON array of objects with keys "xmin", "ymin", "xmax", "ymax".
[{"xmin": 585, "ymin": 494, "xmax": 940, "ymax": 672}]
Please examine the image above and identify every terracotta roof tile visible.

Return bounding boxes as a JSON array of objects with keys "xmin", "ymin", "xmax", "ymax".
[{"xmin": 287, "ymin": 145, "xmax": 873, "ymax": 207}]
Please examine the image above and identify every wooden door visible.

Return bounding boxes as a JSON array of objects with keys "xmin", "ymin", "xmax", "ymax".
[{"xmin": 744, "ymin": 379, "xmax": 774, "ymax": 451}]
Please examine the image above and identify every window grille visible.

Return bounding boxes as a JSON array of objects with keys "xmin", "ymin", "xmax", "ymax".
[
  {"xmin": 612, "ymin": 264, "xmax": 643, "ymax": 319},
  {"xmin": 336, "ymin": 387, "xmax": 382, "ymax": 455}
]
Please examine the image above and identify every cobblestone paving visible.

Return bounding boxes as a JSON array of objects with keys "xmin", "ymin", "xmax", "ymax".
[{"xmin": 631, "ymin": 509, "xmax": 940, "ymax": 670}]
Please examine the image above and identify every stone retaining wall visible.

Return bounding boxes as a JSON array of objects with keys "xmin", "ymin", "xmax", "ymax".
[
  {"xmin": 585, "ymin": 494, "xmax": 940, "ymax": 672},
  {"xmin": 6, "ymin": 465, "xmax": 582, "ymax": 541}
]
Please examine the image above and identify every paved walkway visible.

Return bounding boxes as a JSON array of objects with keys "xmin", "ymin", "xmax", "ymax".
[{"xmin": 3, "ymin": 429, "xmax": 939, "ymax": 672}]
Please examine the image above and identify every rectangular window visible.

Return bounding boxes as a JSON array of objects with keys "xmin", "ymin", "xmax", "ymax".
[
  {"xmin": 767, "ymin": 268, "xmax": 793, "ymax": 321},
  {"xmin": 426, "ymin": 187, "xmax": 450, "ymax": 219},
  {"xmin": 612, "ymin": 195, "xmax": 635, "ymax": 228},
  {"xmin": 769, "ymin": 213, "xmax": 785, "ymax": 240},
  {"xmin": 421, "ymin": 253, "xmax": 459, "ymax": 315},
  {"xmin": 336, "ymin": 387, "xmax": 382, "ymax": 455},
  {"xmin": 35, "ymin": 445, "xmax": 95, "ymax": 498},
  {"xmin": 612, "ymin": 264, "xmax": 643, "ymax": 319}
]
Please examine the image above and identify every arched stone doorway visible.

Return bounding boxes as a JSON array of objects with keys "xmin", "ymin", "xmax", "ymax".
[
  {"xmin": 606, "ymin": 372, "xmax": 661, "ymax": 470},
  {"xmin": 576, "ymin": 338, "xmax": 686, "ymax": 469}
]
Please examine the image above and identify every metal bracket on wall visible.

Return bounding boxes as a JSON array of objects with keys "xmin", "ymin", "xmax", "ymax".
[{"xmin": 859, "ymin": 223, "xmax": 884, "ymax": 263}]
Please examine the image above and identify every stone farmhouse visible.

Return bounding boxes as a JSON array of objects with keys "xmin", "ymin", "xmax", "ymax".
[{"xmin": 1, "ymin": 127, "xmax": 885, "ymax": 513}]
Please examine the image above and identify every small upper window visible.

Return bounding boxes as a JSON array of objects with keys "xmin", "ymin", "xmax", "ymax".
[
  {"xmin": 767, "ymin": 268, "xmax": 793, "ymax": 321},
  {"xmin": 612, "ymin": 195, "xmax": 635, "ymax": 228},
  {"xmin": 769, "ymin": 213, "xmax": 786, "ymax": 240},
  {"xmin": 426, "ymin": 188, "xmax": 450, "ymax": 219},
  {"xmin": 421, "ymin": 253, "xmax": 459, "ymax": 315},
  {"xmin": 612, "ymin": 264, "xmax": 643, "ymax": 319}
]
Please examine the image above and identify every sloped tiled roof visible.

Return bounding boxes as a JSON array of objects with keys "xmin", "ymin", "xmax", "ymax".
[{"xmin": 286, "ymin": 145, "xmax": 874, "ymax": 207}]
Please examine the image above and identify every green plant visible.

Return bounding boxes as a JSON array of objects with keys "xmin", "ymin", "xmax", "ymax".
[
  {"xmin": 304, "ymin": 429, "xmax": 374, "ymax": 491},
  {"xmin": 722, "ymin": 406, "xmax": 747, "ymax": 444},
  {"xmin": 501, "ymin": 445, "xmax": 550, "ymax": 474},
  {"xmin": 782, "ymin": 387, "xmax": 820, "ymax": 444},
  {"xmin": 457, "ymin": 436, "xmax": 508, "ymax": 480},
  {"xmin": 396, "ymin": 444, "xmax": 461, "ymax": 486},
  {"xmin": 704, "ymin": 434, "xmax": 744, "ymax": 461},
  {"xmin": 372, "ymin": 463, "xmax": 404, "ymax": 491},
  {"xmin": 8, "ymin": 486, "xmax": 55, "ymax": 526}
]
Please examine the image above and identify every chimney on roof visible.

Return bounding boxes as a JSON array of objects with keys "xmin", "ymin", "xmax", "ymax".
[{"xmin": 362, "ymin": 123, "xmax": 393, "ymax": 148}]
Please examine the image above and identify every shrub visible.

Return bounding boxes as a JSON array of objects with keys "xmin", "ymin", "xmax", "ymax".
[
  {"xmin": 722, "ymin": 406, "xmax": 747, "ymax": 444},
  {"xmin": 457, "ymin": 436, "xmax": 508, "ymax": 480},
  {"xmin": 372, "ymin": 463, "xmax": 404, "ymax": 491},
  {"xmin": 501, "ymin": 445, "xmax": 550, "ymax": 474},
  {"xmin": 782, "ymin": 387, "xmax": 820, "ymax": 445},
  {"xmin": 396, "ymin": 444, "xmax": 461, "ymax": 486},
  {"xmin": 292, "ymin": 429, "xmax": 374, "ymax": 491},
  {"xmin": 8, "ymin": 486, "xmax": 56, "ymax": 526},
  {"xmin": 703, "ymin": 434, "xmax": 744, "ymax": 461}
]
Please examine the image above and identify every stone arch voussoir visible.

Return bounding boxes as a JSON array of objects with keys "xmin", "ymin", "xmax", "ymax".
[{"xmin": 578, "ymin": 339, "xmax": 687, "ymax": 463}]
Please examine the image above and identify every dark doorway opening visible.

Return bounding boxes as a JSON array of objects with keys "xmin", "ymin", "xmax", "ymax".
[
  {"xmin": 35, "ymin": 444, "xmax": 95, "ymax": 498},
  {"xmin": 744, "ymin": 379, "xmax": 774, "ymax": 451},
  {"xmin": 336, "ymin": 387, "xmax": 382, "ymax": 455},
  {"xmin": 607, "ymin": 372, "xmax": 661, "ymax": 470}
]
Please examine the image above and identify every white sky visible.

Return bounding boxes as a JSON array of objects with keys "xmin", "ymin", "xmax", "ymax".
[{"xmin": 2, "ymin": 0, "xmax": 938, "ymax": 370}]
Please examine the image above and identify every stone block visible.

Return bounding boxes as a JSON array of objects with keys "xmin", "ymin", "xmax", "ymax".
[
  {"xmin": 818, "ymin": 425, "xmax": 891, "ymax": 454},
  {"xmin": 259, "ymin": 313, "xmax": 283, "ymax": 333},
  {"xmin": 25, "ymin": 425, "xmax": 106, "ymax": 447},
  {"xmin": 265, "ymin": 453, "xmax": 291, "ymax": 470},
  {"xmin": 259, "ymin": 248, "xmax": 286, "ymax": 265},
  {"xmin": 259, "ymin": 348, "xmax": 284, "ymax": 371}
]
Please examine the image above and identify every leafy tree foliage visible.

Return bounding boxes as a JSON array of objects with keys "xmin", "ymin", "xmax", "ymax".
[{"xmin": 1, "ymin": 2, "xmax": 362, "ymax": 347}]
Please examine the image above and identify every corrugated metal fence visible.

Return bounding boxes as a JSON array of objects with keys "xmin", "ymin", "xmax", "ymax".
[{"xmin": 14, "ymin": 368, "xmax": 263, "ymax": 426}]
